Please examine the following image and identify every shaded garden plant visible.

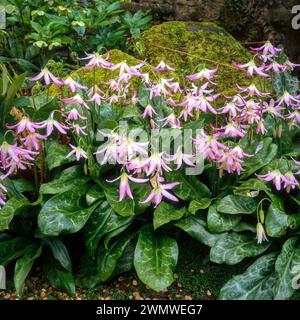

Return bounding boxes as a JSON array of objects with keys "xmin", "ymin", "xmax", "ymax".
[{"xmin": 1, "ymin": 38, "xmax": 300, "ymax": 299}]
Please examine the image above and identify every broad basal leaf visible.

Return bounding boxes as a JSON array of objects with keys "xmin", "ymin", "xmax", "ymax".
[
  {"xmin": 217, "ymin": 195, "xmax": 257, "ymax": 215},
  {"xmin": 210, "ymin": 233, "xmax": 270, "ymax": 265},
  {"xmin": 45, "ymin": 142, "xmax": 75, "ymax": 171},
  {"xmin": 175, "ymin": 215, "xmax": 220, "ymax": 247},
  {"xmin": 207, "ymin": 204, "xmax": 241, "ymax": 233},
  {"xmin": 153, "ymin": 202, "xmax": 186, "ymax": 230},
  {"xmin": 38, "ymin": 186, "xmax": 100, "ymax": 236},
  {"xmin": 188, "ymin": 198, "xmax": 212, "ymax": 214},
  {"xmin": 134, "ymin": 225, "xmax": 178, "ymax": 292},
  {"xmin": 220, "ymin": 253, "xmax": 278, "ymax": 300},
  {"xmin": 0, "ymin": 237, "xmax": 32, "ymax": 266},
  {"xmin": 274, "ymin": 238, "xmax": 300, "ymax": 300}
]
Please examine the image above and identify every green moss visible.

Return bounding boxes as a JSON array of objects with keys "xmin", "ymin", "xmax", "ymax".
[{"xmin": 136, "ymin": 21, "xmax": 260, "ymax": 96}]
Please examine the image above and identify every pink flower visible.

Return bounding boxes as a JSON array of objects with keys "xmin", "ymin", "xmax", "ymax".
[
  {"xmin": 264, "ymin": 61, "xmax": 286, "ymax": 73},
  {"xmin": 215, "ymin": 122, "xmax": 246, "ymax": 138},
  {"xmin": 108, "ymin": 172, "xmax": 148, "ymax": 201},
  {"xmin": 63, "ymin": 76, "xmax": 87, "ymax": 93},
  {"xmin": 256, "ymin": 120, "xmax": 267, "ymax": 134},
  {"xmin": 236, "ymin": 83, "xmax": 269, "ymax": 97},
  {"xmin": 142, "ymin": 104, "xmax": 157, "ymax": 118},
  {"xmin": 233, "ymin": 60, "xmax": 269, "ymax": 77},
  {"xmin": 160, "ymin": 113, "xmax": 181, "ymax": 128},
  {"xmin": 167, "ymin": 147, "xmax": 195, "ymax": 170},
  {"xmin": 87, "ymin": 93, "xmax": 105, "ymax": 105},
  {"xmin": 67, "ymin": 108, "xmax": 87, "ymax": 121},
  {"xmin": 219, "ymin": 101, "xmax": 241, "ymax": 118},
  {"xmin": 282, "ymin": 172, "xmax": 298, "ymax": 193},
  {"xmin": 197, "ymin": 95, "xmax": 219, "ymax": 114},
  {"xmin": 154, "ymin": 60, "xmax": 175, "ymax": 72},
  {"xmin": 276, "ymin": 91, "xmax": 300, "ymax": 106},
  {"xmin": 256, "ymin": 170, "xmax": 283, "ymax": 191},
  {"xmin": 141, "ymin": 152, "xmax": 172, "ymax": 176},
  {"xmin": 0, "ymin": 180, "xmax": 7, "ymax": 207},
  {"xmin": 251, "ymin": 40, "xmax": 282, "ymax": 56},
  {"xmin": 140, "ymin": 178, "xmax": 179, "ymax": 207},
  {"xmin": 61, "ymin": 94, "xmax": 89, "ymax": 109},
  {"xmin": 217, "ymin": 150, "xmax": 244, "ymax": 175},
  {"xmin": 37, "ymin": 112, "xmax": 69, "ymax": 136},
  {"xmin": 66, "ymin": 144, "xmax": 88, "ymax": 161},
  {"xmin": 82, "ymin": 52, "xmax": 112, "ymax": 70},
  {"xmin": 29, "ymin": 67, "xmax": 63, "ymax": 86},
  {"xmin": 262, "ymin": 99, "xmax": 284, "ymax": 118},
  {"xmin": 285, "ymin": 111, "xmax": 300, "ymax": 123},
  {"xmin": 109, "ymin": 61, "xmax": 144, "ymax": 77},
  {"xmin": 7, "ymin": 116, "xmax": 41, "ymax": 134},
  {"xmin": 186, "ymin": 66, "xmax": 218, "ymax": 82},
  {"xmin": 283, "ymin": 59, "xmax": 300, "ymax": 71},
  {"xmin": 22, "ymin": 133, "xmax": 47, "ymax": 151}
]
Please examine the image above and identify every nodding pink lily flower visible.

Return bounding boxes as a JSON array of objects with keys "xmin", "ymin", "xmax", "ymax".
[
  {"xmin": 0, "ymin": 141, "xmax": 37, "ymax": 171},
  {"xmin": 67, "ymin": 108, "xmax": 87, "ymax": 121},
  {"xmin": 61, "ymin": 94, "xmax": 89, "ymax": 109},
  {"xmin": 88, "ymin": 86, "xmax": 105, "ymax": 97},
  {"xmin": 87, "ymin": 92, "xmax": 105, "ymax": 106},
  {"xmin": 283, "ymin": 59, "xmax": 300, "ymax": 71},
  {"xmin": 37, "ymin": 112, "xmax": 69, "ymax": 136},
  {"xmin": 229, "ymin": 146, "xmax": 252, "ymax": 159},
  {"xmin": 108, "ymin": 94, "xmax": 122, "ymax": 104},
  {"xmin": 72, "ymin": 124, "xmax": 87, "ymax": 136},
  {"xmin": 29, "ymin": 67, "xmax": 63, "ymax": 86},
  {"xmin": 142, "ymin": 104, "xmax": 157, "ymax": 119},
  {"xmin": 197, "ymin": 95, "xmax": 218, "ymax": 114},
  {"xmin": 219, "ymin": 102, "xmax": 241, "ymax": 118},
  {"xmin": 217, "ymin": 150, "xmax": 244, "ymax": 175},
  {"xmin": 170, "ymin": 81, "xmax": 181, "ymax": 93},
  {"xmin": 131, "ymin": 91, "xmax": 139, "ymax": 105},
  {"xmin": 22, "ymin": 133, "xmax": 47, "ymax": 151},
  {"xmin": 109, "ymin": 61, "xmax": 144, "ymax": 77},
  {"xmin": 236, "ymin": 83, "xmax": 269, "ymax": 97},
  {"xmin": 63, "ymin": 76, "xmax": 87, "ymax": 93},
  {"xmin": 160, "ymin": 113, "xmax": 181, "ymax": 128},
  {"xmin": 233, "ymin": 60, "xmax": 269, "ymax": 77},
  {"xmin": 146, "ymin": 78, "xmax": 173, "ymax": 99},
  {"xmin": 105, "ymin": 79, "xmax": 121, "ymax": 93},
  {"xmin": 256, "ymin": 223, "xmax": 268, "ymax": 244},
  {"xmin": 140, "ymin": 178, "xmax": 179, "ymax": 207},
  {"xmin": 215, "ymin": 122, "xmax": 246, "ymax": 138},
  {"xmin": 250, "ymin": 40, "xmax": 282, "ymax": 56},
  {"xmin": 186, "ymin": 66, "xmax": 218, "ymax": 82},
  {"xmin": 82, "ymin": 52, "xmax": 112, "ymax": 70},
  {"xmin": 262, "ymin": 99, "xmax": 284, "ymax": 118},
  {"xmin": 256, "ymin": 120, "xmax": 267, "ymax": 134},
  {"xmin": 282, "ymin": 171, "xmax": 298, "ymax": 193},
  {"xmin": 66, "ymin": 144, "xmax": 88, "ymax": 161},
  {"xmin": 107, "ymin": 172, "xmax": 148, "ymax": 201},
  {"xmin": 154, "ymin": 60, "xmax": 175, "ymax": 72},
  {"xmin": 285, "ymin": 111, "xmax": 300, "ymax": 123},
  {"xmin": 264, "ymin": 61, "xmax": 286, "ymax": 73},
  {"xmin": 166, "ymin": 147, "xmax": 195, "ymax": 170},
  {"xmin": 256, "ymin": 170, "xmax": 283, "ymax": 191},
  {"xmin": 276, "ymin": 91, "xmax": 300, "ymax": 106},
  {"xmin": 7, "ymin": 116, "xmax": 41, "ymax": 134},
  {"xmin": 0, "ymin": 181, "xmax": 7, "ymax": 207},
  {"xmin": 140, "ymin": 152, "xmax": 172, "ymax": 176},
  {"xmin": 194, "ymin": 129, "xmax": 227, "ymax": 161},
  {"xmin": 178, "ymin": 107, "xmax": 194, "ymax": 122}
]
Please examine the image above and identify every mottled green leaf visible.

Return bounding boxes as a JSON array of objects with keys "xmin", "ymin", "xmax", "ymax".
[
  {"xmin": 217, "ymin": 195, "xmax": 257, "ymax": 215},
  {"xmin": 134, "ymin": 225, "xmax": 178, "ymax": 292},
  {"xmin": 188, "ymin": 198, "xmax": 212, "ymax": 214},
  {"xmin": 220, "ymin": 253, "xmax": 278, "ymax": 300},
  {"xmin": 0, "ymin": 237, "xmax": 32, "ymax": 266},
  {"xmin": 153, "ymin": 202, "xmax": 186, "ymax": 230},
  {"xmin": 210, "ymin": 233, "xmax": 270, "ymax": 265},
  {"xmin": 45, "ymin": 142, "xmax": 75, "ymax": 171}
]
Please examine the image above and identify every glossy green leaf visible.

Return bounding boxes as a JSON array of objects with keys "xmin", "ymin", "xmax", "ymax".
[
  {"xmin": 0, "ymin": 237, "xmax": 32, "ymax": 266},
  {"xmin": 97, "ymin": 236, "xmax": 132, "ymax": 282},
  {"xmin": 217, "ymin": 195, "xmax": 257, "ymax": 215},
  {"xmin": 207, "ymin": 204, "xmax": 241, "ymax": 233},
  {"xmin": 43, "ymin": 255, "xmax": 75, "ymax": 296},
  {"xmin": 43, "ymin": 238, "xmax": 72, "ymax": 272},
  {"xmin": 45, "ymin": 142, "xmax": 75, "ymax": 171},
  {"xmin": 165, "ymin": 171, "xmax": 210, "ymax": 201},
  {"xmin": 14, "ymin": 244, "xmax": 42, "ymax": 295},
  {"xmin": 220, "ymin": 253, "xmax": 278, "ymax": 300},
  {"xmin": 75, "ymin": 254, "xmax": 100, "ymax": 289},
  {"xmin": 86, "ymin": 185, "xmax": 104, "ymax": 206},
  {"xmin": 40, "ymin": 166, "xmax": 90, "ymax": 194},
  {"xmin": 274, "ymin": 238, "xmax": 300, "ymax": 300},
  {"xmin": 134, "ymin": 225, "xmax": 178, "ymax": 292},
  {"xmin": 104, "ymin": 184, "xmax": 135, "ymax": 217},
  {"xmin": 210, "ymin": 233, "xmax": 270, "ymax": 265},
  {"xmin": 153, "ymin": 202, "xmax": 186, "ymax": 230},
  {"xmin": 175, "ymin": 216, "xmax": 220, "ymax": 247},
  {"xmin": 188, "ymin": 198, "xmax": 212, "ymax": 214},
  {"xmin": 38, "ymin": 186, "xmax": 100, "ymax": 236}
]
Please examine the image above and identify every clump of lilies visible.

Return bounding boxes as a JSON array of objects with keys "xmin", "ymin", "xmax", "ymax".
[{"xmin": 1, "ymin": 40, "xmax": 300, "ymax": 243}]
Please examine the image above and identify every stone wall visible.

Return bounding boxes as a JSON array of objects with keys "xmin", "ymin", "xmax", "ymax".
[{"xmin": 124, "ymin": 0, "xmax": 226, "ymax": 21}]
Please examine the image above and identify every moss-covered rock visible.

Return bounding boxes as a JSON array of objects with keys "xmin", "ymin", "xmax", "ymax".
[{"xmin": 135, "ymin": 21, "xmax": 258, "ymax": 95}]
